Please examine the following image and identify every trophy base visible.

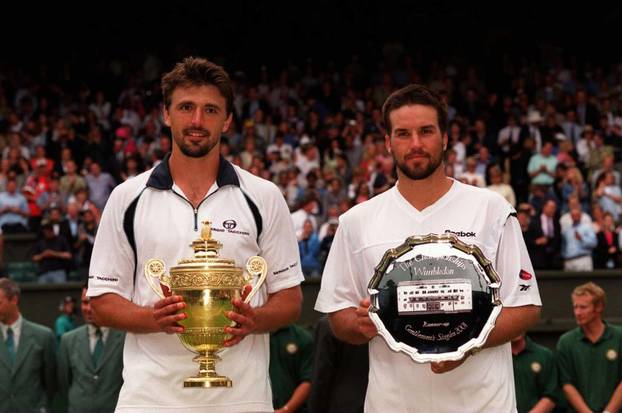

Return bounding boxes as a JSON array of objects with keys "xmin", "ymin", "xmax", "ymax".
[
  {"xmin": 184, "ymin": 352, "xmax": 232, "ymax": 388},
  {"xmin": 184, "ymin": 375, "xmax": 232, "ymax": 388}
]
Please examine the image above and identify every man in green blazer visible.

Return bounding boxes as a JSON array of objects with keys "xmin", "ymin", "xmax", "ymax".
[
  {"xmin": 0, "ymin": 278, "xmax": 56, "ymax": 413},
  {"xmin": 58, "ymin": 286, "xmax": 124, "ymax": 413}
]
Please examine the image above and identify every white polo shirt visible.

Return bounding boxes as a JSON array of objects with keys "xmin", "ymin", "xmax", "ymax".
[
  {"xmin": 316, "ymin": 180, "xmax": 541, "ymax": 413},
  {"xmin": 88, "ymin": 154, "xmax": 303, "ymax": 413}
]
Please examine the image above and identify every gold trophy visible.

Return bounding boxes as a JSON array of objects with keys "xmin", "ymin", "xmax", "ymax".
[{"xmin": 144, "ymin": 220, "xmax": 267, "ymax": 388}]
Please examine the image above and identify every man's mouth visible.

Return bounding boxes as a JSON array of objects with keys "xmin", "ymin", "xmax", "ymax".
[
  {"xmin": 405, "ymin": 153, "xmax": 428, "ymax": 161},
  {"xmin": 184, "ymin": 129, "xmax": 209, "ymax": 137}
]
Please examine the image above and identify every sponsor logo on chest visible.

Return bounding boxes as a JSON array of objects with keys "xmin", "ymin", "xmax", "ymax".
[
  {"xmin": 444, "ymin": 229, "xmax": 477, "ymax": 237},
  {"xmin": 211, "ymin": 219, "xmax": 251, "ymax": 237}
]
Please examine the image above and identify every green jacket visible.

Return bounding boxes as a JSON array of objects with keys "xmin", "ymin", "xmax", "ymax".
[
  {"xmin": 269, "ymin": 324, "xmax": 313, "ymax": 411},
  {"xmin": 556, "ymin": 323, "xmax": 622, "ymax": 412},
  {"xmin": 58, "ymin": 325, "xmax": 125, "ymax": 413},
  {"xmin": 0, "ymin": 318, "xmax": 56, "ymax": 413},
  {"xmin": 513, "ymin": 336, "xmax": 561, "ymax": 413}
]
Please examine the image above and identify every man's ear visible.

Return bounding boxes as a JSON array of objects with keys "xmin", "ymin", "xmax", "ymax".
[
  {"xmin": 385, "ymin": 134, "xmax": 391, "ymax": 154},
  {"xmin": 222, "ymin": 113, "xmax": 233, "ymax": 133},
  {"xmin": 162, "ymin": 104, "xmax": 171, "ymax": 127}
]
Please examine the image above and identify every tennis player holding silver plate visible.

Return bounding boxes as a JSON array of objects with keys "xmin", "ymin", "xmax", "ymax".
[{"xmin": 368, "ymin": 233, "xmax": 502, "ymax": 363}]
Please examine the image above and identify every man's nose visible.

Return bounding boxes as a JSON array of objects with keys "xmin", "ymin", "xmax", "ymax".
[
  {"xmin": 191, "ymin": 109, "xmax": 203, "ymax": 125},
  {"xmin": 408, "ymin": 133, "xmax": 424, "ymax": 149}
]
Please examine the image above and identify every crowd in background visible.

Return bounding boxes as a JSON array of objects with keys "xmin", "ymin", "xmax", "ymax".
[{"xmin": 2, "ymin": 46, "xmax": 622, "ymax": 279}]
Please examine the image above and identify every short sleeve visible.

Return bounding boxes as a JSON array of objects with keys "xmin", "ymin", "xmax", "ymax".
[
  {"xmin": 555, "ymin": 336, "xmax": 576, "ymax": 386},
  {"xmin": 257, "ymin": 186, "xmax": 304, "ymax": 294},
  {"xmin": 495, "ymin": 215, "xmax": 542, "ymax": 307},
  {"xmin": 87, "ymin": 187, "xmax": 136, "ymax": 300},
  {"xmin": 315, "ymin": 215, "xmax": 367, "ymax": 313}
]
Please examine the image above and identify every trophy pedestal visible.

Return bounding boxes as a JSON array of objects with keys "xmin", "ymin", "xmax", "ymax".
[{"xmin": 184, "ymin": 353, "xmax": 232, "ymax": 388}]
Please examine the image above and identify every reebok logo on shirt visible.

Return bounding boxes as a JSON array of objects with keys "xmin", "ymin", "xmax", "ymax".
[{"xmin": 444, "ymin": 229, "xmax": 477, "ymax": 237}]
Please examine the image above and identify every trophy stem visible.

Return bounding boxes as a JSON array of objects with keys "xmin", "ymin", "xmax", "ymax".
[{"xmin": 183, "ymin": 351, "xmax": 232, "ymax": 388}]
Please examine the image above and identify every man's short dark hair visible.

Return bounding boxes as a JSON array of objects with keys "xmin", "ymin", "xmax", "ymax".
[
  {"xmin": 0, "ymin": 278, "xmax": 20, "ymax": 301},
  {"xmin": 382, "ymin": 84, "xmax": 448, "ymax": 135},
  {"xmin": 161, "ymin": 57, "xmax": 234, "ymax": 116}
]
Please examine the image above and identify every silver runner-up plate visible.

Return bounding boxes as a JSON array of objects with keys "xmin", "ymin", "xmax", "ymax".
[{"xmin": 368, "ymin": 233, "xmax": 502, "ymax": 363}]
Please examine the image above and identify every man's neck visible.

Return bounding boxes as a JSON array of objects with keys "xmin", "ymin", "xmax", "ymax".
[
  {"xmin": 582, "ymin": 319, "xmax": 606, "ymax": 343},
  {"xmin": 169, "ymin": 148, "xmax": 220, "ymax": 207},
  {"xmin": 396, "ymin": 167, "xmax": 453, "ymax": 211}
]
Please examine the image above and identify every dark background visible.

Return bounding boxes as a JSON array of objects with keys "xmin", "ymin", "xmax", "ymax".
[{"xmin": 2, "ymin": 2, "xmax": 621, "ymax": 77}]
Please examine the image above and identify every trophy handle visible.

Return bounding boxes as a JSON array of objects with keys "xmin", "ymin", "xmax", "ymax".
[
  {"xmin": 243, "ymin": 256, "xmax": 267, "ymax": 304},
  {"xmin": 144, "ymin": 258, "xmax": 171, "ymax": 299}
]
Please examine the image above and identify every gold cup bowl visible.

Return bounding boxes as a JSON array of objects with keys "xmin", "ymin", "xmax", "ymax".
[{"xmin": 144, "ymin": 221, "xmax": 267, "ymax": 388}]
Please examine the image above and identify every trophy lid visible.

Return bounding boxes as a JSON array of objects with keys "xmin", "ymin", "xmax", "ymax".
[{"xmin": 172, "ymin": 220, "xmax": 240, "ymax": 271}]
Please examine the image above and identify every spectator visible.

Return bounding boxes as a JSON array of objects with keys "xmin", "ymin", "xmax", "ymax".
[
  {"xmin": 458, "ymin": 155, "xmax": 486, "ymax": 187},
  {"xmin": 561, "ymin": 109, "xmax": 583, "ymax": 145},
  {"xmin": 575, "ymin": 90, "xmax": 600, "ymax": 127},
  {"xmin": 497, "ymin": 114, "xmax": 522, "ymax": 165},
  {"xmin": 575, "ymin": 124, "xmax": 595, "ymax": 167},
  {"xmin": 522, "ymin": 110, "xmax": 544, "ymax": 152},
  {"xmin": 560, "ymin": 195, "xmax": 592, "ymax": 233},
  {"xmin": 557, "ymin": 282, "xmax": 622, "ymax": 413},
  {"xmin": 84, "ymin": 161, "xmax": 116, "ymax": 211},
  {"xmin": 318, "ymin": 206, "xmax": 340, "ymax": 242},
  {"xmin": 487, "ymin": 164, "xmax": 516, "ymax": 207},
  {"xmin": 54, "ymin": 295, "xmax": 77, "ymax": 343},
  {"xmin": 0, "ymin": 278, "xmax": 56, "ymax": 412},
  {"xmin": 586, "ymin": 132, "xmax": 614, "ymax": 182},
  {"xmin": 560, "ymin": 167, "xmax": 589, "ymax": 215},
  {"xmin": 298, "ymin": 219, "xmax": 321, "ymax": 278},
  {"xmin": 37, "ymin": 176, "xmax": 65, "ymax": 213},
  {"xmin": 69, "ymin": 187, "xmax": 101, "ymax": 223},
  {"xmin": 590, "ymin": 153, "xmax": 620, "ymax": 190},
  {"xmin": 510, "ymin": 136, "xmax": 537, "ymax": 204},
  {"xmin": 0, "ymin": 179, "xmax": 29, "ymax": 233},
  {"xmin": 32, "ymin": 219, "xmax": 73, "ymax": 283},
  {"xmin": 59, "ymin": 159, "xmax": 87, "ymax": 202},
  {"xmin": 74, "ymin": 208, "xmax": 98, "ymax": 278},
  {"xmin": 29, "ymin": 145, "xmax": 54, "ymax": 177},
  {"xmin": 527, "ymin": 141, "xmax": 557, "ymax": 187},
  {"xmin": 291, "ymin": 192, "xmax": 319, "ymax": 240},
  {"xmin": 318, "ymin": 217, "xmax": 338, "ymax": 267},
  {"xmin": 561, "ymin": 207, "xmax": 597, "ymax": 271},
  {"xmin": 594, "ymin": 171, "xmax": 622, "ymax": 223},
  {"xmin": 533, "ymin": 199, "xmax": 562, "ymax": 269},
  {"xmin": 594, "ymin": 212, "xmax": 621, "ymax": 269},
  {"xmin": 269, "ymin": 324, "xmax": 313, "ymax": 413}
]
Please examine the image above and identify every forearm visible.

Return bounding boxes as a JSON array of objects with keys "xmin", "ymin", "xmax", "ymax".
[
  {"xmin": 90, "ymin": 293, "xmax": 160, "ymax": 333},
  {"xmin": 51, "ymin": 250, "xmax": 72, "ymax": 260},
  {"xmin": 605, "ymin": 380, "xmax": 622, "ymax": 413},
  {"xmin": 483, "ymin": 305, "xmax": 540, "ymax": 348},
  {"xmin": 279, "ymin": 381, "xmax": 311, "ymax": 412},
  {"xmin": 253, "ymin": 285, "xmax": 302, "ymax": 334},
  {"xmin": 529, "ymin": 397, "xmax": 555, "ymax": 413},
  {"xmin": 564, "ymin": 383, "xmax": 593, "ymax": 413},
  {"xmin": 328, "ymin": 307, "xmax": 369, "ymax": 345}
]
